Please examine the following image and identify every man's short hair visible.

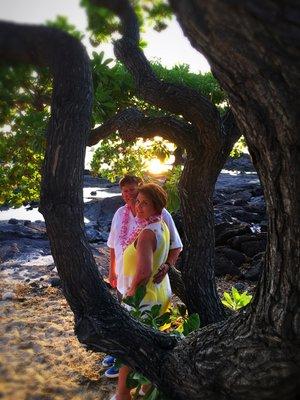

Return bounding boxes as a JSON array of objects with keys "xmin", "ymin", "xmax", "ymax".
[{"xmin": 119, "ymin": 175, "xmax": 143, "ymax": 188}]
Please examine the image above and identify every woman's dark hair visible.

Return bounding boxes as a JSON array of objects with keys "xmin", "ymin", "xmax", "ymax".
[
  {"xmin": 137, "ymin": 183, "xmax": 167, "ymax": 214},
  {"xmin": 119, "ymin": 175, "xmax": 143, "ymax": 188}
]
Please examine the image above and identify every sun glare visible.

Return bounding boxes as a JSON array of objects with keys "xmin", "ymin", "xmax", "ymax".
[{"xmin": 148, "ymin": 158, "xmax": 170, "ymax": 175}]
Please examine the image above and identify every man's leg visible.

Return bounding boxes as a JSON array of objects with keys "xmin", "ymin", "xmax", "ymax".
[
  {"xmin": 104, "ymin": 290, "xmax": 123, "ymax": 377},
  {"xmin": 115, "ymin": 365, "xmax": 131, "ymax": 400}
]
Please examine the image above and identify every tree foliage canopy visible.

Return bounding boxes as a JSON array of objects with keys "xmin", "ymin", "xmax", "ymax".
[
  {"xmin": 0, "ymin": 13, "xmax": 227, "ymax": 207},
  {"xmin": 82, "ymin": 0, "xmax": 172, "ymax": 45}
]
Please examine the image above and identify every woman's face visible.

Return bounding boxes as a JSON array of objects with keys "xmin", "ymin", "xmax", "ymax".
[{"xmin": 135, "ymin": 192, "xmax": 157, "ymax": 219}]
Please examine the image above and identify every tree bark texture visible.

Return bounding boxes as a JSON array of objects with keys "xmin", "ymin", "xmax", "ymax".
[
  {"xmin": 88, "ymin": 107, "xmax": 195, "ymax": 148},
  {"xmin": 168, "ymin": 0, "xmax": 300, "ymax": 397}
]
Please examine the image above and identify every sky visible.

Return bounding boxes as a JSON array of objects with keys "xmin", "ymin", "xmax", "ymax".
[{"xmin": 0, "ymin": 0, "xmax": 210, "ymax": 73}]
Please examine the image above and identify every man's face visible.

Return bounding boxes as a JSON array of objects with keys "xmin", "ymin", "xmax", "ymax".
[{"xmin": 121, "ymin": 183, "xmax": 139, "ymax": 205}]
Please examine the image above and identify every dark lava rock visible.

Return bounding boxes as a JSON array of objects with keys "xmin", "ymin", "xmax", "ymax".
[
  {"xmin": 251, "ymin": 187, "xmax": 264, "ymax": 197},
  {"xmin": 214, "ymin": 209, "xmax": 235, "ymax": 224},
  {"xmin": 213, "ymin": 192, "xmax": 227, "ymax": 205},
  {"xmin": 84, "ymin": 196, "xmax": 124, "ymax": 229},
  {"xmin": 232, "ymin": 198, "xmax": 248, "ymax": 206},
  {"xmin": 234, "ymin": 282, "xmax": 247, "ymax": 292},
  {"xmin": 29, "ymin": 201, "xmax": 39, "ymax": 208},
  {"xmin": 224, "ymin": 154, "xmax": 256, "ymax": 172},
  {"xmin": 50, "ymin": 277, "xmax": 61, "ymax": 287},
  {"xmin": 227, "ymin": 233, "xmax": 267, "ymax": 255},
  {"xmin": 215, "ymin": 247, "xmax": 243, "ymax": 277},
  {"xmin": 260, "ymin": 221, "xmax": 268, "ymax": 232},
  {"xmin": 0, "ymin": 221, "xmax": 47, "ymax": 241},
  {"xmin": 215, "ymin": 223, "xmax": 252, "ymax": 246},
  {"xmin": 240, "ymin": 240, "xmax": 266, "ymax": 257},
  {"xmin": 83, "ymin": 174, "xmax": 111, "ymax": 188},
  {"xmin": 216, "ymin": 246, "xmax": 248, "ymax": 267},
  {"xmin": 0, "ymin": 239, "xmax": 50, "ymax": 263},
  {"xmin": 243, "ymin": 252, "xmax": 264, "ymax": 281},
  {"xmin": 85, "ymin": 225, "xmax": 109, "ymax": 243},
  {"xmin": 230, "ymin": 208, "xmax": 262, "ymax": 223},
  {"xmin": 8, "ymin": 218, "xmax": 18, "ymax": 225}
]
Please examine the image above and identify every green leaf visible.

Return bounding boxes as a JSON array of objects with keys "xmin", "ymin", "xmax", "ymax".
[
  {"xmin": 126, "ymin": 374, "xmax": 140, "ymax": 389},
  {"xmin": 131, "ymin": 309, "xmax": 142, "ymax": 319},
  {"xmin": 123, "ymin": 295, "xmax": 135, "ymax": 307},
  {"xmin": 103, "ymin": 58, "xmax": 114, "ymax": 66},
  {"xmin": 123, "ymin": 286, "xmax": 147, "ymax": 310},
  {"xmin": 221, "ymin": 300, "xmax": 233, "ymax": 309},
  {"xmin": 177, "ymin": 303, "xmax": 187, "ymax": 317},
  {"xmin": 144, "ymin": 386, "xmax": 159, "ymax": 400},
  {"xmin": 150, "ymin": 304, "xmax": 162, "ymax": 319},
  {"xmin": 223, "ymin": 291, "xmax": 234, "ymax": 306},
  {"xmin": 239, "ymin": 292, "xmax": 252, "ymax": 307},
  {"xmin": 155, "ymin": 312, "xmax": 171, "ymax": 327},
  {"xmin": 131, "ymin": 372, "xmax": 151, "ymax": 385},
  {"xmin": 133, "ymin": 285, "xmax": 147, "ymax": 308},
  {"xmin": 222, "ymin": 289, "xmax": 252, "ymax": 311},
  {"xmin": 231, "ymin": 287, "xmax": 241, "ymax": 301},
  {"xmin": 182, "ymin": 313, "xmax": 200, "ymax": 336}
]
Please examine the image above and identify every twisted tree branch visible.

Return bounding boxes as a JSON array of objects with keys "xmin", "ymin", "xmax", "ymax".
[
  {"xmin": 90, "ymin": 0, "xmax": 139, "ymax": 42},
  {"xmin": 88, "ymin": 107, "xmax": 196, "ymax": 148},
  {"xmin": 92, "ymin": 0, "xmax": 221, "ymax": 140},
  {"xmin": 222, "ymin": 109, "xmax": 241, "ymax": 148}
]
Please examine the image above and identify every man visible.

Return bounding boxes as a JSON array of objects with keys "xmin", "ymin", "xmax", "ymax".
[{"xmin": 102, "ymin": 175, "xmax": 182, "ymax": 378}]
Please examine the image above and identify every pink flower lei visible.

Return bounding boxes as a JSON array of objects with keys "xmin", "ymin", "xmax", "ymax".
[
  {"xmin": 119, "ymin": 204, "xmax": 161, "ymax": 252},
  {"xmin": 119, "ymin": 204, "xmax": 131, "ymax": 251}
]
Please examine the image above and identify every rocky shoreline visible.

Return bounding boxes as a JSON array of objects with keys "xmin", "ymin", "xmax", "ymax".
[{"xmin": 0, "ymin": 154, "xmax": 265, "ymax": 295}]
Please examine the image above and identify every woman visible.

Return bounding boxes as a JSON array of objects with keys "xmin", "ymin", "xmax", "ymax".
[{"xmin": 111, "ymin": 183, "xmax": 171, "ymax": 400}]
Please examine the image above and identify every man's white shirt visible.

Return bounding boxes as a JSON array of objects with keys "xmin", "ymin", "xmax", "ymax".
[{"xmin": 107, "ymin": 206, "xmax": 183, "ymax": 294}]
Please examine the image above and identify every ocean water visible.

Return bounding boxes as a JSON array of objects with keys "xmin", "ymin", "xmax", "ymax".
[{"xmin": 0, "ymin": 186, "xmax": 120, "ymax": 222}]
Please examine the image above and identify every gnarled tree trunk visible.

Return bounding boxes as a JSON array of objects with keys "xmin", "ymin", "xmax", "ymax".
[
  {"xmin": 1, "ymin": 0, "xmax": 299, "ymax": 398},
  {"xmin": 168, "ymin": 0, "xmax": 300, "ymax": 398}
]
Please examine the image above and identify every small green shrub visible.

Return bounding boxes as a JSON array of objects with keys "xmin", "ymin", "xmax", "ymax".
[{"xmin": 221, "ymin": 287, "xmax": 252, "ymax": 311}]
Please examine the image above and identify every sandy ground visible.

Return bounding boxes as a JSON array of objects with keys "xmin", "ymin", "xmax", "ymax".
[
  {"xmin": 0, "ymin": 255, "xmax": 255, "ymax": 400},
  {"xmin": 0, "ymin": 279, "xmax": 117, "ymax": 400},
  {"xmin": 0, "ymin": 248, "xmax": 121, "ymax": 400}
]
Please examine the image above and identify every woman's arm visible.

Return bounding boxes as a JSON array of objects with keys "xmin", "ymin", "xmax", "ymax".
[
  {"xmin": 153, "ymin": 247, "xmax": 182, "ymax": 284},
  {"xmin": 125, "ymin": 229, "xmax": 156, "ymax": 297},
  {"xmin": 108, "ymin": 247, "xmax": 117, "ymax": 288}
]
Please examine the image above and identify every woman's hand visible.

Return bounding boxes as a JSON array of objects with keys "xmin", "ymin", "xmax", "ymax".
[
  {"xmin": 109, "ymin": 269, "xmax": 117, "ymax": 289},
  {"xmin": 125, "ymin": 286, "xmax": 136, "ymax": 298},
  {"xmin": 153, "ymin": 262, "xmax": 170, "ymax": 284}
]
